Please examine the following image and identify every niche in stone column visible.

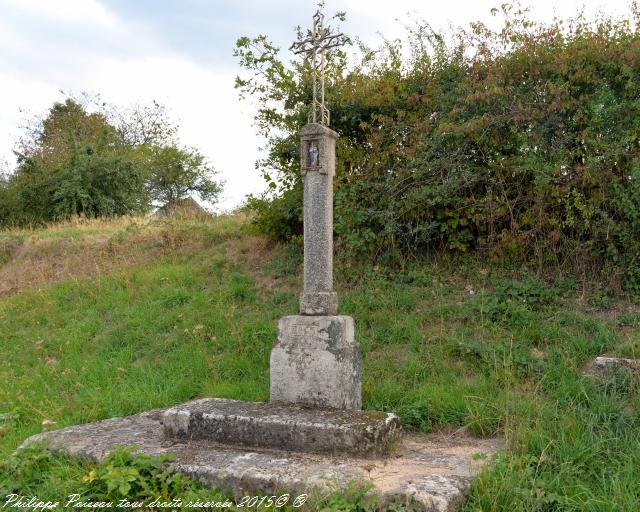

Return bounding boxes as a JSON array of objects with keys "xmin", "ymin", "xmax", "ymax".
[{"xmin": 305, "ymin": 139, "xmax": 320, "ymax": 169}]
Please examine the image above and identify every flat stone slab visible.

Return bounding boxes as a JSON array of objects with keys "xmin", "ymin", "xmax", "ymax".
[
  {"xmin": 584, "ymin": 356, "xmax": 640, "ymax": 376},
  {"xmin": 20, "ymin": 407, "xmax": 501, "ymax": 511},
  {"xmin": 163, "ymin": 398, "xmax": 400, "ymax": 456}
]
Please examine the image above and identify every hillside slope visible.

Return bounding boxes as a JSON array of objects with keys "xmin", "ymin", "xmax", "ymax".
[{"xmin": 2, "ymin": 214, "xmax": 640, "ymax": 510}]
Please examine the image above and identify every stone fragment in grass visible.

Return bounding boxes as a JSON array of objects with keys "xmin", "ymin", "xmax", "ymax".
[{"xmin": 584, "ymin": 356, "xmax": 640, "ymax": 377}]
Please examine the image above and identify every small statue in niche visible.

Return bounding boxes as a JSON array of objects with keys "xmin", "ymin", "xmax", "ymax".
[{"xmin": 307, "ymin": 140, "xmax": 319, "ymax": 167}]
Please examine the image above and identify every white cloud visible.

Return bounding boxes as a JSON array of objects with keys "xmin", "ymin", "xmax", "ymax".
[
  {"xmin": 334, "ymin": 0, "xmax": 634, "ymax": 41},
  {"xmin": 0, "ymin": 72, "xmax": 60, "ymax": 162},
  {"xmin": 0, "ymin": 0, "xmax": 264, "ymax": 211},
  {"xmin": 90, "ymin": 56, "xmax": 262, "ymax": 210},
  {"xmin": 2, "ymin": 0, "xmax": 119, "ymax": 28}
]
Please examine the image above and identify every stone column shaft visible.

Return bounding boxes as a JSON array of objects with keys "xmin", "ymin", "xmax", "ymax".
[{"xmin": 299, "ymin": 123, "xmax": 338, "ymax": 315}]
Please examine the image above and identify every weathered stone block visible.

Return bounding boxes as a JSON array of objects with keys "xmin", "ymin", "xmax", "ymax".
[
  {"xmin": 300, "ymin": 291, "xmax": 337, "ymax": 315},
  {"xmin": 163, "ymin": 398, "xmax": 399, "ymax": 456},
  {"xmin": 270, "ymin": 315, "xmax": 361, "ymax": 410}
]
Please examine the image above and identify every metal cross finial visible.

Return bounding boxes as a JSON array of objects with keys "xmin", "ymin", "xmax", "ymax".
[{"xmin": 290, "ymin": 8, "xmax": 349, "ymax": 126}]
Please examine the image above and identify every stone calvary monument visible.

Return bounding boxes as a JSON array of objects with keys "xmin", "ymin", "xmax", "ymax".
[
  {"xmin": 159, "ymin": 10, "xmax": 391, "ymax": 448},
  {"xmin": 19, "ymin": 9, "xmax": 500, "ymax": 510},
  {"xmin": 270, "ymin": 10, "xmax": 361, "ymax": 411}
]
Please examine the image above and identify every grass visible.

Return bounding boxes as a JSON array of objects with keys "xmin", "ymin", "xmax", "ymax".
[{"xmin": 1, "ymin": 213, "xmax": 640, "ymax": 510}]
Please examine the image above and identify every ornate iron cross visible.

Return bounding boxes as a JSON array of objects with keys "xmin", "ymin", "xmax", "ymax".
[{"xmin": 290, "ymin": 9, "xmax": 349, "ymax": 126}]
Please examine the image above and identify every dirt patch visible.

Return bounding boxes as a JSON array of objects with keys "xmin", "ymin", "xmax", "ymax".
[
  {"xmin": 0, "ymin": 234, "xmax": 163, "ymax": 299},
  {"xmin": 0, "ymin": 216, "xmax": 276, "ymax": 301},
  {"xmin": 239, "ymin": 236, "xmax": 297, "ymax": 295},
  {"xmin": 367, "ymin": 432, "xmax": 501, "ymax": 495},
  {"xmin": 0, "ymin": 238, "xmax": 23, "ymax": 265}
]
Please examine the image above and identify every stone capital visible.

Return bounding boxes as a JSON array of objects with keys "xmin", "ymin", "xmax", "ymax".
[{"xmin": 300, "ymin": 122, "xmax": 339, "ymax": 140}]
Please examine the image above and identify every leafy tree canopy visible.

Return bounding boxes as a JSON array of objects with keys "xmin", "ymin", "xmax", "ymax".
[{"xmin": 144, "ymin": 145, "xmax": 222, "ymax": 206}]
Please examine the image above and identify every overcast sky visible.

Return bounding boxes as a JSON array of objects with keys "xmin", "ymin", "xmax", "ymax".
[{"xmin": 0, "ymin": 0, "xmax": 635, "ymax": 211}]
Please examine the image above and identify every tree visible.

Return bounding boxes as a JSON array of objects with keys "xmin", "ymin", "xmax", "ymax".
[
  {"xmin": 0, "ymin": 171, "xmax": 18, "ymax": 226},
  {"xmin": 106, "ymin": 100, "xmax": 178, "ymax": 147},
  {"xmin": 0, "ymin": 95, "xmax": 224, "ymax": 226},
  {"xmin": 5, "ymin": 98, "xmax": 147, "ymax": 223},
  {"xmin": 145, "ymin": 145, "xmax": 221, "ymax": 207}
]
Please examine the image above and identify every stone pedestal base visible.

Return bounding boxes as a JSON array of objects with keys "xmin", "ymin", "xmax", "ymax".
[
  {"xmin": 270, "ymin": 315, "xmax": 361, "ymax": 410},
  {"xmin": 21, "ymin": 407, "xmax": 501, "ymax": 511},
  {"xmin": 162, "ymin": 398, "xmax": 399, "ymax": 456}
]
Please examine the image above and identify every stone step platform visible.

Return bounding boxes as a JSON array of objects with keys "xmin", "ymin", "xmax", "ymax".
[
  {"xmin": 162, "ymin": 398, "xmax": 401, "ymax": 456},
  {"xmin": 20, "ymin": 406, "xmax": 501, "ymax": 511}
]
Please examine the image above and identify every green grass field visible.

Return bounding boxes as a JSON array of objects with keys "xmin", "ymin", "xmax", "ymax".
[{"xmin": 2, "ymin": 214, "xmax": 640, "ymax": 510}]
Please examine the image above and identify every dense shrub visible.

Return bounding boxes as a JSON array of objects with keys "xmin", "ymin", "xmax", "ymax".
[{"xmin": 236, "ymin": 5, "xmax": 640, "ymax": 287}]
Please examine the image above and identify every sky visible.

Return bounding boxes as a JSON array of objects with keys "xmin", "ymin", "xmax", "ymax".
[{"xmin": 0, "ymin": 0, "xmax": 635, "ymax": 211}]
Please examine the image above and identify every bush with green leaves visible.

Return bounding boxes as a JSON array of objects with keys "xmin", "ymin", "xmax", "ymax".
[{"xmin": 236, "ymin": 4, "xmax": 640, "ymax": 289}]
